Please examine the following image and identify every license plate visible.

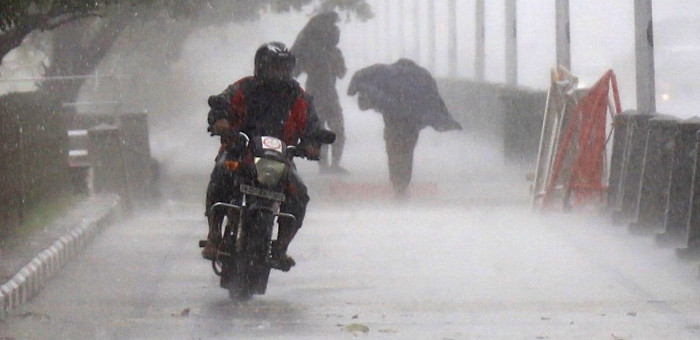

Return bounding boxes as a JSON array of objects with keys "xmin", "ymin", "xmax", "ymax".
[{"xmin": 240, "ymin": 184, "xmax": 286, "ymax": 202}]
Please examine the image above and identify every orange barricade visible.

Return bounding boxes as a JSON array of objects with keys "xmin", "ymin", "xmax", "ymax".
[{"xmin": 542, "ymin": 70, "xmax": 622, "ymax": 210}]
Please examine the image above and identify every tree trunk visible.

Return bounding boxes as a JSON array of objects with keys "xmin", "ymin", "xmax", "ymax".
[
  {"xmin": 41, "ymin": 10, "xmax": 133, "ymax": 104},
  {"xmin": 0, "ymin": 24, "xmax": 35, "ymax": 60}
]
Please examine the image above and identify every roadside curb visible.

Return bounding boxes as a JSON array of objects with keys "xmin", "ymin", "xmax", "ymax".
[{"xmin": 0, "ymin": 194, "xmax": 122, "ymax": 320}]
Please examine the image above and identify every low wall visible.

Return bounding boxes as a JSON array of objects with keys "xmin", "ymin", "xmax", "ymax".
[
  {"xmin": 436, "ymin": 78, "xmax": 547, "ymax": 165},
  {"xmin": 0, "ymin": 92, "xmax": 71, "ymax": 235}
]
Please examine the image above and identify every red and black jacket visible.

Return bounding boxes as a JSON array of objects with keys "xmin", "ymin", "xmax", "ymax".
[{"xmin": 208, "ymin": 76, "xmax": 321, "ymax": 147}]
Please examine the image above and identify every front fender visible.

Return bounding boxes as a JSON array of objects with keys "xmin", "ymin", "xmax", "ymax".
[{"xmin": 245, "ymin": 204, "xmax": 276, "ymax": 235}]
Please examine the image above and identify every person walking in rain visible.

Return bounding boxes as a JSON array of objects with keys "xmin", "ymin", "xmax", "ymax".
[
  {"xmin": 291, "ymin": 11, "xmax": 348, "ymax": 174},
  {"xmin": 347, "ymin": 58, "xmax": 463, "ymax": 198}
]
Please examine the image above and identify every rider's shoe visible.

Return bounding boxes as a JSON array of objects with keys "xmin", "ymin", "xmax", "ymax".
[
  {"xmin": 330, "ymin": 165, "xmax": 350, "ymax": 174},
  {"xmin": 271, "ymin": 241, "xmax": 296, "ymax": 271},
  {"xmin": 273, "ymin": 254, "xmax": 296, "ymax": 272},
  {"xmin": 321, "ymin": 165, "xmax": 349, "ymax": 175},
  {"xmin": 201, "ymin": 242, "xmax": 218, "ymax": 260}
]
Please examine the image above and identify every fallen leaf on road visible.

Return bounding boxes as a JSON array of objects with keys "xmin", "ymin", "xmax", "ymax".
[
  {"xmin": 12, "ymin": 312, "xmax": 50, "ymax": 322},
  {"xmin": 172, "ymin": 308, "xmax": 190, "ymax": 317},
  {"xmin": 343, "ymin": 323, "xmax": 369, "ymax": 334}
]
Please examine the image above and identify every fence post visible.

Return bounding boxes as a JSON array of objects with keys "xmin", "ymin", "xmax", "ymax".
[
  {"xmin": 628, "ymin": 115, "xmax": 678, "ymax": 234},
  {"xmin": 87, "ymin": 123, "xmax": 131, "ymax": 212},
  {"xmin": 655, "ymin": 117, "xmax": 700, "ymax": 247}
]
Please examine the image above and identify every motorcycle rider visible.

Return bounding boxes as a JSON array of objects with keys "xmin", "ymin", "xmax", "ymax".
[{"xmin": 202, "ymin": 42, "xmax": 325, "ymax": 270}]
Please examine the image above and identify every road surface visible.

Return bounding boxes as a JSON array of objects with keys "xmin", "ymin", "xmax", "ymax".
[{"xmin": 4, "ymin": 132, "xmax": 700, "ymax": 339}]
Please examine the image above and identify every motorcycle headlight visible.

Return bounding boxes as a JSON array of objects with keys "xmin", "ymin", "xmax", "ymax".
[{"xmin": 254, "ymin": 157, "xmax": 286, "ymax": 186}]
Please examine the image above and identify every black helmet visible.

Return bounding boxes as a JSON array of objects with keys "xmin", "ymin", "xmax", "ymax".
[{"xmin": 254, "ymin": 42, "xmax": 296, "ymax": 80}]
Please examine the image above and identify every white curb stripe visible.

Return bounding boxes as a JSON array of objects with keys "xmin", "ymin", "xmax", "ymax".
[{"xmin": 0, "ymin": 194, "xmax": 121, "ymax": 320}]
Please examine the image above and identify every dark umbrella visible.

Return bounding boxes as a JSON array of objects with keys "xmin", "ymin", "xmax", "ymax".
[
  {"xmin": 348, "ymin": 59, "xmax": 463, "ymax": 132},
  {"xmin": 290, "ymin": 11, "xmax": 341, "ymax": 76}
]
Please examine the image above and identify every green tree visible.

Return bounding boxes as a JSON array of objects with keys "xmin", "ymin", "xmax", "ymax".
[
  {"xmin": 0, "ymin": 1, "xmax": 135, "ymax": 59},
  {"xmin": 1, "ymin": 0, "xmax": 372, "ymax": 103}
]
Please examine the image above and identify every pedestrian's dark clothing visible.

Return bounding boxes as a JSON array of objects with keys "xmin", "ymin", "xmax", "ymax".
[
  {"xmin": 291, "ymin": 11, "xmax": 347, "ymax": 171},
  {"xmin": 348, "ymin": 59, "xmax": 463, "ymax": 195},
  {"xmin": 383, "ymin": 114, "xmax": 421, "ymax": 195},
  {"xmin": 207, "ymin": 76, "xmax": 321, "ymax": 146}
]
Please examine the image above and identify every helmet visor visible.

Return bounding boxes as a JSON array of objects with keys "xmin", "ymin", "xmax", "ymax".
[{"xmin": 257, "ymin": 53, "xmax": 296, "ymax": 80}]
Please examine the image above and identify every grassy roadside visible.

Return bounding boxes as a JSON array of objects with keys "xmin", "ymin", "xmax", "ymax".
[{"xmin": 0, "ymin": 195, "xmax": 80, "ymax": 251}]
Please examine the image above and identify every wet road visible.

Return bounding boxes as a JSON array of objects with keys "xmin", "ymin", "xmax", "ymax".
[
  {"xmin": 5, "ymin": 132, "xmax": 700, "ymax": 339},
  {"xmin": 5, "ymin": 182, "xmax": 700, "ymax": 338}
]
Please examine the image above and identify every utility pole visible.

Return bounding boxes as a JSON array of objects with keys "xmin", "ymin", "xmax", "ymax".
[
  {"xmin": 414, "ymin": 0, "xmax": 421, "ymax": 63},
  {"xmin": 447, "ymin": 0, "xmax": 458, "ymax": 75},
  {"xmin": 363, "ymin": 0, "xmax": 373, "ymax": 66},
  {"xmin": 398, "ymin": 0, "xmax": 406, "ymax": 57},
  {"xmin": 634, "ymin": 0, "xmax": 656, "ymax": 114},
  {"xmin": 505, "ymin": 0, "xmax": 517, "ymax": 85},
  {"xmin": 385, "ymin": 1, "xmax": 393, "ymax": 62},
  {"xmin": 555, "ymin": 0, "xmax": 571, "ymax": 70},
  {"xmin": 427, "ymin": 0, "xmax": 436, "ymax": 72},
  {"xmin": 475, "ymin": 0, "xmax": 485, "ymax": 81}
]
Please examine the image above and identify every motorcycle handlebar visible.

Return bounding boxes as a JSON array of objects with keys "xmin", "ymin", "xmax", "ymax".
[
  {"xmin": 219, "ymin": 131, "xmax": 332, "ymax": 160},
  {"xmin": 310, "ymin": 129, "xmax": 336, "ymax": 145}
]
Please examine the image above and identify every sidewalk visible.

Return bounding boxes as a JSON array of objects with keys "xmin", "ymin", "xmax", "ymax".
[{"xmin": 0, "ymin": 194, "xmax": 122, "ymax": 319}]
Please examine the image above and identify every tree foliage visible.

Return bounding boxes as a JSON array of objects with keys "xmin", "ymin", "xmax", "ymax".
[
  {"xmin": 1, "ymin": 0, "xmax": 372, "ymax": 105},
  {"xmin": 0, "ymin": 0, "xmax": 371, "ymax": 61},
  {"xmin": 158, "ymin": 0, "xmax": 372, "ymax": 23},
  {"xmin": 0, "ymin": 0, "xmax": 371, "ymax": 31},
  {"xmin": 0, "ymin": 1, "xmax": 142, "ymax": 60},
  {"xmin": 0, "ymin": 0, "xmax": 126, "ymax": 32}
]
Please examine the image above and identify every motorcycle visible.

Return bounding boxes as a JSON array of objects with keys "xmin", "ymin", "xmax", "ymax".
[{"xmin": 199, "ymin": 130, "xmax": 334, "ymax": 300}]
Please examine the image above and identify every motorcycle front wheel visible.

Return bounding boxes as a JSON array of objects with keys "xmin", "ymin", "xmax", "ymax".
[{"xmin": 226, "ymin": 211, "xmax": 274, "ymax": 301}]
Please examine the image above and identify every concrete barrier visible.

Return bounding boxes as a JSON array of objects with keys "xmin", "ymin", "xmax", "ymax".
[
  {"xmin": 436, "ymin": 79, "xmax": 547, "ymax": 164},
  {"xmin": 676, "ymin": 128, "xmax": 700, "ymax": 259},
  {"xmin": 88, "ymin": 124, "xmax": 132, "ymax": 212},
  {"xmin": 628, "ymin": 115, "xmax": 679, "ymax": 234},
  {"xmin": 118, "ymin": 112, "xmax": 154, "ymax": 200},
  {"xmin": 36, "ymin": 251, "xmax": 50, "ymax": 287},
  {"xmin": 611, "ymin": 112, "xmax": 654, "ymax": 224},
  {"xmin": 4, "ymin": 280, "xmax": 20, "ymax": 314},
  {"xmin": 501, "ymin": 89, "xmax": 548, "ymax": 164},
  {"xmin": 0, "ymin": 283, "xmax": 8, "ymax": 319},
  {"xmin": 23, "ymin": 263, "xmax": 39, "ymax": 298},
  {"xmin": 66, "ymin": 111, "xmax": 154, "ymax": 200},
  {"xmin": 11, "ymin": 275, "xmax": 26, "ymax": 310},
  {"xmin": 655, "ymin": 117, "xmax": 700, "ymax": 247}
]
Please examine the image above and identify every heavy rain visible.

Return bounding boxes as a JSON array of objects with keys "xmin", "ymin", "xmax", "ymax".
[{"xmin": 2, "ymin": 0, "xmax": 700, "ymax": 339}]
